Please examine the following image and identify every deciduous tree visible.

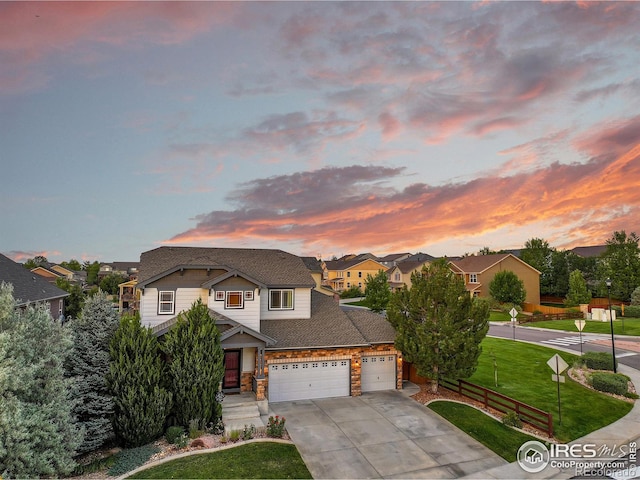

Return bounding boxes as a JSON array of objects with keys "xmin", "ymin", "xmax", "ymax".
[
  {"xmin": 598, "ymin": 231, "xmax": 640, "ymax": 302},
  {"xmin": 489, "ymin": 270, "xmax": 527, "ymax": 306},
  {"xmin": 386, "ymin": 260, "xmax": 489, "ymax": 394},
  {"xmin": 365, "ymin": 270, "xmax": 391, "ymax": 313}
]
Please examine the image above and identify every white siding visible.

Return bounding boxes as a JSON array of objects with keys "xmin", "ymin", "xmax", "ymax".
[
  {"xmin": 208, "ymin": 288, "xmax": 261, "ymax": 332},
  {"xmin": 260, "ymin": 287, "xmax": 311, "ymax": 320},
  {"xmin": 139, "ymin": 287, "xmax": 206, "ymax": 328}
]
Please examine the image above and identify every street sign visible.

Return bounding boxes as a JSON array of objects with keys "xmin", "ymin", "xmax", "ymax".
[
  {"xmin": 509, "ymin": 307, "xmax": 518, "ymax": 319},
  {"xmin": 547, "ymin": 354, "xmax": 568, "ymax": 374},
  {"xmin": 575, "ymin": 319, "xmax": 585, "ymax": 332},
  {"xmin": 547, "ymin": 354, "xmax": 568, "ymax": 424}
]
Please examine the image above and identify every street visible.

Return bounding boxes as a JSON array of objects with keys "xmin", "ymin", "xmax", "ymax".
[{"xmin": 488, "ymin": 323, "xmax": 640, "ymax": 370}]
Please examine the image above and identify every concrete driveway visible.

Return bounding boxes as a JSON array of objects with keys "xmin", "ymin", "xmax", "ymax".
[{"xmin": 269, "ymin": 388, "xmax": 506, "ymax": 479}]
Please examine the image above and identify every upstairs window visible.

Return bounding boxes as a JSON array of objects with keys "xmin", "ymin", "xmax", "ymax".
[
  {"xmin": 358, "ymin": 271, "xmax": 362, "ymax": 278},
  {"xmin": 469, "ymin": 274, "xmax": 478, "ymax": 283},
  {"xmin": 269, "ymin": 289, "xmax": 293, "ymax": 310},
  {"xmin": 226, "ymin": 291, "xmax": 243, "ymax": 309},
  {"xmin": 394, "ymin": 272, "xmax": 401, "ymax": 282},
  {"xmin": 158, "ymin": 291, "xmax": 175, "ymax": 314}
]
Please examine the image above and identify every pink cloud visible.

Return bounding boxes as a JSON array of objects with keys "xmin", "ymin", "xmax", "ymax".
[{"xmin": 164, "ymin": 115, "xmax": 640, "ymax": 255}]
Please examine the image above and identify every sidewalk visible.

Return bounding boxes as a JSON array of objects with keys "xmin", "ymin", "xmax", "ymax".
[{"xmin": 465, "ymin": 363, "xmax": 640, "ymax": 479}]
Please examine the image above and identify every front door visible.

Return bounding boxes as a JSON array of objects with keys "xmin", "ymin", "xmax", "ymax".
[{"xmin": 223, "ymin": 350, "xmax": 241, "ymax": 390}]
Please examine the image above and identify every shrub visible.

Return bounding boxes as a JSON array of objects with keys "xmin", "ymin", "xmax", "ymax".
[
  {"xmin": 175, "ymin": 434, "xmax": 189, "ymax": 449},
  {"xmin": 583, "ymin": 351, "xmax": 616, "ymax": 371},
  {"xmin": 242, "ymin": 424, "xmax": 257, "ymax": 440},
  {"xmin": 165, "ymin": 426, "xmax": 185, "ymax": 445},
  {"xmin": 623, "ymin": 305, "xmax": 640, "ymax": 317},
  {"xmin": 229, "ymin": 430, "xmax": 241, "ymax": 442},
  {"xmin": 340, "ymin": 285, "xmax": 363, "ymax": 299},
  {"xmin": 591, "ymin": 372, "xmax": 628, "ymax": 396},
  {"xmin": 189, "ymin": 418, "xmax": 204, "ymax": 439},
  {"xmin": 501, "ymin": 411, "xmax": 523, "ymax": 429},
  {"xmin": 266, "ymin": 415, "xmax": 286, "ymax": 438},
  {"xmin": 107, "ymin": 444, "xmax": 160, "ymax": 477}
]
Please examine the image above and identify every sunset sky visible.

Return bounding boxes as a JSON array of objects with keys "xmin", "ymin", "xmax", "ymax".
[{"xmin": 2, "ymin": 1, "xmax": 640, "ymax": 264}]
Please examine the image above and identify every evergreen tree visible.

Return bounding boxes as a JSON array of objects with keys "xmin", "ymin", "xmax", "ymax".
[
  {"xmin": 0, "ymin": 284, "xmax": 83, "ymax": 478},
  {"xmin": 387, "ymin": 260, "xmax": 490, "ymax": 393},
  {"xmin": 107, "ymin": 315, "xmax": 172, "ymax": 447},
  {"xmin": 631, "ymin": 286, "xmax": 640, "ymax": 306},
  {"xmin": 162, "ymin": 299, "xmax": 224, "ymax": 429},
  {"xmin": 66, "ymin": 292, "xmax": 119, "ymax": 454},
  {"xmin": 489, "ymin": 270, "xmax": 527, "ymax": 306},
  {"xmin": 565, "ymin": 270, "xmax": 592, "ymax": 307},
  {"xmin": 365, "ymin": 270, "xmax": 391, "ymax": 313}
]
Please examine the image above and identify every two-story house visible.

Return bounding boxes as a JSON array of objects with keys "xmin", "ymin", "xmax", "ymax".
[
  {"xmin": 0, "ymin": 253, "xmax": 69, "ymax": 319},
  {"xmin": 322, "ymin": 254, "xmax": 388, "ymax": 292},
  {"xmin": 136, "ymin": 246, "xmax": 400, "ymax": 404},
  {"xmin": 449, "ymin": 253, "xmax": 541, "ymax": 304}
]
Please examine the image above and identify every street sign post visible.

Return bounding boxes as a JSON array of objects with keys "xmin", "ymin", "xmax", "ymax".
[
  {"xmin": 510, "ymin": 307, "xmax": 518, "ymax": 341},
  {"xmin": 575, "ymin": 319, "xmax": 586, "ymax": 355},
  {"xmin": 547, "ymin": 354, "xmax": 569, "ymax": 424}
]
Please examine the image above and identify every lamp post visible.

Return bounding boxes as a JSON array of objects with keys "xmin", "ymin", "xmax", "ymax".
[{"xmin": 606, "ymin": 278, "xmax": 617, "ymax": 373}]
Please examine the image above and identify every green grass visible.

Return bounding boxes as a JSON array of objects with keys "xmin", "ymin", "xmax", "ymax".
[
  {"xmin": 489, "ymin": 310, "xmax": 512, "ymax": 321},
  {"xmin": 470, "ymin": 337, "xmax": 632, "ymax": 442},
  {"xmin": 127, "ymin": 442, "xmax": 311, "ymax": 479},
  {"xmin": 428, "ymin": 401, "xmax": 538, "ymax": 462},
  {"xmin": 523, "ymin": 318, "xmax": 640, "ymax": 335}
]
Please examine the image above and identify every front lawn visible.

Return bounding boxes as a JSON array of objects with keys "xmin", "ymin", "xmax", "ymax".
[
  {"xmin": 522, "ymin": 318, "xmax": 640, "ymax": 336},
  {"xmin": 469, "ymin": 337, "xmax": 633, "ymax": 442},
  {"xmin": 428, "ymin": 401, "xmax": 538, "ymax": 462},
  {"xmin": 127, "ymin": 442, "xmax": 311, "ymax": 479}
]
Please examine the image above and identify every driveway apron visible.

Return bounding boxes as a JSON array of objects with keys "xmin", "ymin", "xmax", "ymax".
[{"xmin": 269, "ymin": 389, "xmax": 506, "ymax": 479}]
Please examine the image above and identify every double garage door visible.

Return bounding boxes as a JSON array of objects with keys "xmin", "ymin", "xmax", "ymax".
[{"xmin": 268, "ymin": 355, "xmax": 396, "ymax": 402}]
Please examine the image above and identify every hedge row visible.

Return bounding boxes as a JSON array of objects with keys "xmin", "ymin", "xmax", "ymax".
[
  {"xmin": 590, "ymin": 372, "xmax": 628, "ymax": 396},
  {"xmin": 582, "ymin": 351, "xmax": 617, "ymax": 371}
]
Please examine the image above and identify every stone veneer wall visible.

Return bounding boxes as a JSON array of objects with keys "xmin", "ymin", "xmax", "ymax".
[
  {"xmin": 240, "ymin": 372, "xmax": 253, "ymax": 393},
  {"xmin": 259, "ymin": 344, "xmax": 402, "ymax": 399}
]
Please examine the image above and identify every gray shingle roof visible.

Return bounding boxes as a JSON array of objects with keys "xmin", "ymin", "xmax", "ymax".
[
  {"xmin": 0, "ymin": 253, "xmax": 69, "ymax": 305},
  {"xmin": 261, "ymin": 291, "xmax": 394, "ymax": 349},
  {"xmin": 137, "ymin": 246, "xmax": 316, "ymax": 288},
  {"xmin": 345, "ymin": 309, "xmax": 396, "ymax": 344}
]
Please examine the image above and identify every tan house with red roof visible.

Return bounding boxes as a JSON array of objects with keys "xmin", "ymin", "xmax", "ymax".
[
  {"xmin": 136, "ymin": 246, "xmax": 400, "ymax": 408},
  {"xmin": 448, "ymin": 253, "xmax": 540, "ymax": 304}
]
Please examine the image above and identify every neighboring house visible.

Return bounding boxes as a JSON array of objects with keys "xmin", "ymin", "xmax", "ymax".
[
  {"xmin": 378, "ymin": 253, "xmax": 412, "ymax": 268},
  {"xmin": 136, "ymin": 246, "xmax": 400, "ymax": 403},
  {"xmin": 323, "ymin": 254, "xmax": 388, "ymax": 292},
  {"xmin": 569, "ymin": 245, "xmax": 607, "ymax": 258},
  {"xmin": 30, "ymin": 263, "xmax": 85, "ymax": 284},
  {"xmin": 0, "ymin": 253, "xmax": 69, "ymax": 319},
  {"xmin": 449, "ymin": 253, "xmax": 541, "ymax": 304},
  {"xmin": 118, "ymin": 279, "xmax": 140, "ymax": 314},
  {"xmin": 98, "ymin": 262, "xmax": 140, "ymax": 282},
  {"xmin": 300, "ymin": 256, "xmax": 335, "ymax": 297},
  {"xmin": 387, "ymin": 256, "xmax": 434, "ymax": 291}
]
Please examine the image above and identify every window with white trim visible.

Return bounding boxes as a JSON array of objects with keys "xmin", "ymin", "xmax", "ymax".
[
  {"xmin": 269, "ymin": 289, "xmax": 293, "ymax": 310},
  {"xmin": 244, "ymin": 290, "xmax": 254, "ymax": 301},
  {"xmin": 469, "ymin": 274, "xmax": 478, "ymax": 283},
  {"xmin": 158, "ymin": 291, "xmax": 175, "ymax": 314},
  {"xmin": 225, "ymin": 291, "xmax": 243, "ymax": 309},
  {"xmin": 394, "ymin": 272, "xmax": 401, "ymax": 282},
  {"xmin": 215, "ymin": 290, "xmax": 225, "ymax": 301}
]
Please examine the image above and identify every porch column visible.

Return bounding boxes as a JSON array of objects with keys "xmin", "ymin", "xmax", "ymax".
[{"xmin": 256, "ymin": 346, "xmax": 265, "ymax": 378}]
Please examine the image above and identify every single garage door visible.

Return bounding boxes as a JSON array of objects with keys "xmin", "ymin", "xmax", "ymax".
[
  {"xmin": 361, "ymin": 355, "xmax": 396, "ymax": 392},
  {"xmin": 268, "ymin": 359, "xmax": 350, "ymax": 402}
]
